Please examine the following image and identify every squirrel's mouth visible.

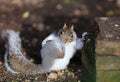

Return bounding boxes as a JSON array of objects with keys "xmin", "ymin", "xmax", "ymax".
[{"xmin": 62, "ymin": 39, "xmax": 73, "ymax": 43}]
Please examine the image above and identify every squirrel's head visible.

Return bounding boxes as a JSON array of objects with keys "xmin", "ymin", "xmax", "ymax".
[{"xmin": 58, "ymin": 23, "xmax": 77, "ymax": 43}]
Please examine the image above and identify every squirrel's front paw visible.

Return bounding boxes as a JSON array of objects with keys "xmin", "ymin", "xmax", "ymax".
[{"xmin": 57, "ymin": 47, "xmax": 64, "ymax": 58}]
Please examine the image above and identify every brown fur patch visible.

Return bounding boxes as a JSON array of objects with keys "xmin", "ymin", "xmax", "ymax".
[{"xmin": 57, "ymin": 47, "xmax": 64, "ymax": 58}]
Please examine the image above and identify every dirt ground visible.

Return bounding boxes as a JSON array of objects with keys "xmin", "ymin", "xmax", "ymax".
[{"xmin": 0, "ymin": 0, "xmax": 119, "ymax": 82}]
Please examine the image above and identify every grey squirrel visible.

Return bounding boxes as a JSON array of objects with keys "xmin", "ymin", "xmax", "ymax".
[{"xmin": 2, "ymin": 23, "xmax": 86, "ymax": 75}]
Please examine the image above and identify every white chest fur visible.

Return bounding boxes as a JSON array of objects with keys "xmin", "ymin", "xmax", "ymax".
[
  {"xmin": 42, "ymin": 33, "xmax": 84, "ymax": 71},
  {"xmin": 50, "ymin": 41, "xmax": 76, "ymax": 70}
]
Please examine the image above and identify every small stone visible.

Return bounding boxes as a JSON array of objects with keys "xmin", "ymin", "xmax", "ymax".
[
  {"xmin": 38, "ymin": 23, "xmax": 44, "ymax": 31},
  {"xmin": 100, "ymin": 17, "xmax": 109, "ymax": 21},
  {"xmin": 24, "ymin": 80, "xmax": 31, "ymax": 82},
  {"xmin": 47, "ymin": 72, "xmax": 58, "ymax": 80},
  {"xmin": 114, "ymin": 24, "xmax": 119, "ymax": 27},
  {"xmin": 74, "ymin": 9, "xmax": 81, "ymax": 16},
  {"xmin": 35, "ymin": 76, "xmax": 39, "ymax": 80},
  {"xmin": 117, "ymin": 37, "xmax": 119, "ymax": 39},
  {"xmin": 56, "ymin": 4, "xmax": 62, "ymax": 10}
]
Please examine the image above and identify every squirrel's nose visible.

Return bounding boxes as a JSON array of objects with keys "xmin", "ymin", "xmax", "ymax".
[{"xmin": 64, "ymin": 38, "xmax": 69, "ymax": 43}]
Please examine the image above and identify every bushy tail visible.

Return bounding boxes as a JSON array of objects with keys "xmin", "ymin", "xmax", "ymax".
[
  {"xmin": 2, "ymin": 30, "xmax": 61, "ymax": 75},
  {"xmin": 2, "ymin": 30, "xmax": 23, "ymax": 74}
]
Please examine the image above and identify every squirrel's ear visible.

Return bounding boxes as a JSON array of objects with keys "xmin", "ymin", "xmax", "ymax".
[
  {"xmin": 70, "ymin": 25, "xmax": 74, "ymax": 31},
  {"xmin": 63, "ymin": 23, "xmax": 67, "ymax": 29}
]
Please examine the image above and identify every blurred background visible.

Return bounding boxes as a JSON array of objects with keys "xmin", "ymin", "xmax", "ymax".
[{"xmin": 0, "ymin": 0, "xmax": 120, "ymax": 17}]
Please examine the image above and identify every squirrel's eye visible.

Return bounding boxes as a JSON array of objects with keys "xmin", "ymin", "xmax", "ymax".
[
  {"xmin": 60, "ymin": 31, "xmax": 64, "ymax": 34},
  {"xmin": 71, "ymin": 34, "xmax": 73, "ymax": 37},
  {"xmin": 62, "ymin": 31, "xmax": 64, "ymax": 34}
]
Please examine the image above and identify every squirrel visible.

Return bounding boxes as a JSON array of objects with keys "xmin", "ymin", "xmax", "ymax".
[
  {"xmin": 42, "ymin": 24, "xmax": 87, "ymax": 71},
  {"xmin": 2, "ymin": 23, "xmax": 86, "ymax": 75}
]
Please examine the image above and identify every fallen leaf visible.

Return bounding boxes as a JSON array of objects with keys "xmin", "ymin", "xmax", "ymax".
[
  {"xmin": 22, "ymin": 11, "xmax": 30, "ymax": 19},
  {"xmin": 106, "ymin": 10, "xmax": 114, "ymax": 16}
]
